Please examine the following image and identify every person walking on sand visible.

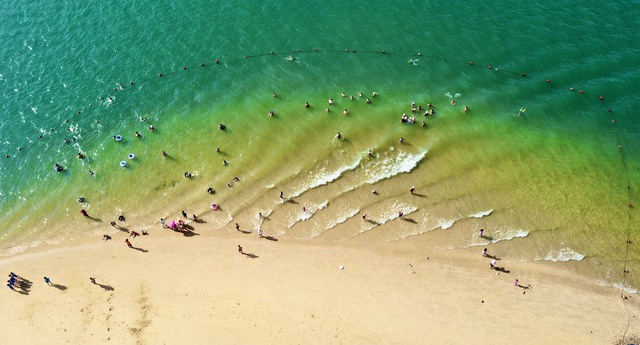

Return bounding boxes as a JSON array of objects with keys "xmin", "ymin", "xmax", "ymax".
[
  {"xmin": 160, "ymin": 218, "xmax": 166, "ymax": 228},
  {"xmin": 479, "ymin": 229, "xmax": 484, "ymax": 237},
  {"xmin": 482, "ymin": 248, "xmax": 488, "ymax": 257},
  {"xmin": 44, "ymin": 277, "xmax": 51, "ymax": 285},
  {"xmin": 410, "ymin": 186, "xmax": 415, "ymax": 194},
  {"xmin": 362, "ymin": 213, "xmax": 367, "ymax": 220},
  {"xmin": 125, "ymin": 239, "xmax": 132, "ymax": 248},
  {"xmin": 80, "ymin": 209, "xmax": 89, "ymax": 218},
  {"xmin": 129, "ymin": 231, "xmax": 140, "ymax": 238},
  {"xmin": 238, "ymin": 245, "xmax": 243, "ymax": 254},
  {"xmin": 90, "ymin": 277, "xmax": 96, "ymax": 284},
  {"xmin": 258, "ymin": 228, "xmax": 263, "ymax": 238},
  {"xmin": 490, "ymin": 260, "xmax": 496, "ymax": 269},
  {"xmin": 181, "ymin": 210, "xmax": 188, "ymax": 218},
  {"xmin": 514, "ymin": 279, "xmax": 520, "ymax": 286},
  {"xmin": 235, "ymin": 223, "xmax": 240, "ymax": 231}
]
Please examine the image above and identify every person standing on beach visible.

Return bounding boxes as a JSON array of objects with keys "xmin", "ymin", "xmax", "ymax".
[
  {"xmin": 479, "ymin": 229, "xmax": 484, "ymax": 237},
  {"xmin": 90, "ymin": 277, "xmax": 96, "ymax": 284},
  {"xmin": 258, "ymin": 228, "xmax": 263, "ymax": 238},
  {"xmin": 44, "ymin": 277, "xmax": 51, "ymax": 285},
  {"xmin": 235, "ymin": 223, "xmax": 240, "ymax": 231},
  {"xmin": 490, "ymin": 260, "xmax": 496, "ymax": 269},
  {"xmin": 410, "ymin": 186, "xmax": 415, "ymax": 194},
  {"xmin": 160, "ymin": 218, "xmax": 166, "ymax": 228},
  {"xmin": 514, "ymin": 279, "xmax": 520, "ymax": 286},
  {"xmin": 80, "ymin": 209, "xmax": 89, "ymax": 218},
  {"xmin": 238, "ymin": 245, "xmax": 243, "ymax": 254},
  {"xmin": 362, "ymin": 213, "xmax": 367, "ymax": 220},
  {"xmin": 181, "ymin": 210, "xmax": 188, "ymax": 218},
  {"xmin": 279, "ymin": 191, "xmax": 284, "ymax": 200},
  {"xmin": 125, "ymin": 239, "xmax": 133, "ymax": 248},
  {"xmin": 482, "ymin": 248, "xmax": 488, "ymax": 257}
]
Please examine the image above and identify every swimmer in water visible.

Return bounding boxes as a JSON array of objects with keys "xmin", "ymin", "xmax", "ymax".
[
  {"xmin": 135, "ymin": 131, "xmax": 141, "ymax": 138},
  {"xmin": 335, "ymin": 132, "xmax": 342, "ymax": 140},
  {"xmin": 328, "ymin": 98, "xmax": 334, "ymax": 105},
  {"xmin": 341, "ymin": 92, "xmax": 346, "ymax": 97},
  {"xmin": 450, "ymin": 100, "xmax": 456, "ymax": 106},
  {"xmin": 518, "ymin": 107, "xmax": 526, "ymax": 116},
  {"xmin": 349, "ymin": 95, "xmax": 354, "ymax": 101},
  {"xmin": 326, "ymin": 107, "xmax": 330, "ymax": 112},
  {"xmin": 162, "ymin": 150, "xmax": 168, "ymax": 158},
  {"xmin": 366, "ymin": 98, "xmax": 371, "ymax": 104},
  {"xmin": 305, "ymin": 102, "xmax": 310, "ymax": 108},
  {"xmin": 268, "ymin": 110, "xmax": 275, "ymax": 117},
  {"xmin": 273, "ymin": 92, "xmax": 277, "ymax": 98},
  {"xmin": 343, "ymin": 109, "xmax": 348, "ymax": 115},
  {"xmin": 358, "ymin": 92, "xmax": 363, "ymax": 97},
  {"xmin": 463, "ymin": 106, "xmax": 468, "ymax": 113},
  {"xmin": 372, "ymin": 91, "xmax": 378, "ymax": 97}
]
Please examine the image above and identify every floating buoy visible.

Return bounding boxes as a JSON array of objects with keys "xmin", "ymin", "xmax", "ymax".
[
  {"xmin": 128, "ymin": 153, "xmax": 135, "ymax": 160},
  {"xmin": 488, "ymin": 65, "xmax": 492, "ymax": 69},
  {"xmin": 470, "ymin": 61, "xmax": 474, "ymax": 65},
  {"xmin": 546, "ymin": 79, "xmax": 551, "ymax": 83},
  {"xmin": 114, "ymin": 135, "xmax": 123, "ymax": 142},
  {"xmin": 120, "ymin": 161, "xmax": 127, "ymax": 167}
]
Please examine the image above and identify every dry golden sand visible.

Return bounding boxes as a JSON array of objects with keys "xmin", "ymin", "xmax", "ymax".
[{"xmin": 1, "ymin": 219, "xmax": 638, "ymax": 345}]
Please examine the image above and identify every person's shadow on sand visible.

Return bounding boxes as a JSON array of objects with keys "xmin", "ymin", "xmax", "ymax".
[
  {"xmin": 493, "ymin": 267, "xmax": 510, "ymax": 273},
  {"xmin": 51, "ymin": 283, "xmax": 68, "ymax": 290},
  {"xmin": 242, "ymin": 252, "xmax": 259, "ymax": 259},
  {"xmin": 98, "ymin": 283, "xmax": 114, "ymax": 291},
  {"xmin": 401, "ymin": 217, "xmax": 418, "ymax": 224},
  {"xmin": 262, "ymin": 236, "xmax": 278, "ymax": 242},
  {"xmin": 131, "ymin": 246, "xmax": 148, "ymax": 253}
]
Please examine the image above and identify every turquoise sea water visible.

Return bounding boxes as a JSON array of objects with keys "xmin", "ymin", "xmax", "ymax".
[{"xmin": 1, "ymin": 1, "xmax": 639, "ymax": 288}]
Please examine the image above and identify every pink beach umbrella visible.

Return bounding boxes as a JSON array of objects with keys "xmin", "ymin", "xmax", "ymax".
[{"xmin": 168, "ymin": 220, "xmax": 176, "ymax": 230}]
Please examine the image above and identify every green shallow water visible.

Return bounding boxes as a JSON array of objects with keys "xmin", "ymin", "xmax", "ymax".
[{"xmin": 0, "ymin": 0, "xmax": 639, "ymax": 289}]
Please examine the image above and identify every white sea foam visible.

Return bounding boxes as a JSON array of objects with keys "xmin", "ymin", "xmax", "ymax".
[
  {"xmin": 364, "ymin": 150, "xmax": 427, "ymax": 184},
  {"xmin": 468, "ymin": 209, "xmax": 493, "ymax": 219},
  {"xmin": 438, "ymin": 219, "xmax": 456, "ymax": 230},
  {"xmin": 287, "ymin": 205, "xmax": 320, "ymax": 228},
  {"xmin": 325, "ymin": 208, "xmax": 360, "ymax": 230},
  {"xmin": 490, "ymin": 228, "xmax": 529, "ymax": 243},
  {"xmin": 291, "ymin": 157, "xmax": 362, "ymax": 198},
  {"xmin": 0, "ymin": 238, "xmax": 61, "ymax": 257},
  {"xmin": 600, "ymin": 281, "xmax": 639, "ymax": 295},
  {"xmin": 359, "ymin": 204, "xmax": 419, "ymax": 234},
  {"xmin": 208, "ymin": 212, "xmax": 233, "ymax": 229},
  {"xmin": 538, "ymin": 247, "xmax": 586, "ymax": 262}
]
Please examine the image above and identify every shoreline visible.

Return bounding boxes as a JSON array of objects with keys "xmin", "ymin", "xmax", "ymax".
[{"xmin": 1, "ymin": 220, "xmax": 638, "ymax": 344}]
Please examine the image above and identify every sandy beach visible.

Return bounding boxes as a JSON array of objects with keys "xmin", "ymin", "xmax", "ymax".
[{"xmin": 2, "ymin": 218, "xmax": 638, "ymax": 345}]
